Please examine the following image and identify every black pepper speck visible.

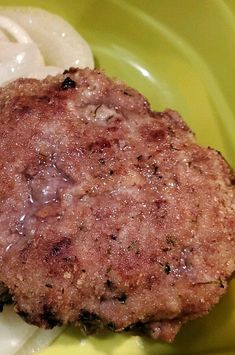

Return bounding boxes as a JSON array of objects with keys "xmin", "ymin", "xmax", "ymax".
[
  {"xmin": 61, "ymin": 77, "xmax": 76, "ymax": 90},
  {"xmin": 164, "ymin": 263, "xmax": 171, "ymax": 275}
]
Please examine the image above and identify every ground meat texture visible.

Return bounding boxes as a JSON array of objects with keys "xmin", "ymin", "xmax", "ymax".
[{"xmin": 0, "ymin": 68, "xmax": 234, "ymax": 342}]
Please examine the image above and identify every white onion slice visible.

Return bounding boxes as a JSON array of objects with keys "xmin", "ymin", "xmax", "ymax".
[
  {"xmin": 0, "ymin": 29, "xmax": 8, "ymax": 40},
  {"xmin": 24, "ymin": 65, "xmax": 62, "ymax": 80},
  {"xmin": 0, "ymin": 15, "xmax": 32, "ymax": 44},
  {"xmin": 15, "ymin": 326, "xmax": 64, "ymax": 355},
  {"xmin": 0, "ymin": 41, "xmax": 45, "ymax": 86},
  {"xmin": 0, "ymin": 306, "xmax": 37, "ymax": 355},
  {"xmin": 0, "ymin": 7, "xmax": 94, "ymax": 69},
  {"xmin": 0, "ymin": 306, "xmax": 64, "ymax": 355}
]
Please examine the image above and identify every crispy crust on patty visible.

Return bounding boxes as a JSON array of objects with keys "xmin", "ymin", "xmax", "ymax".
[{"xmin": 0, "ymin": 68, "xmax": 234, "ymax": 342}]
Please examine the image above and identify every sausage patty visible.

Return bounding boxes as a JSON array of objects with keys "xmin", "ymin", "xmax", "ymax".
[{"xmin": 0, "ymin": 68, "xmax": 234, "ymax": 342}]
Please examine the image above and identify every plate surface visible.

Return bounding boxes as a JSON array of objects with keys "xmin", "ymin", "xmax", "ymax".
[{"xmin": 1, "ymin": 0, "xmax": 235, "ymax": 354}]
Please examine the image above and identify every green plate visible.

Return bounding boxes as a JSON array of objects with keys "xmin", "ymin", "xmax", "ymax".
[{"xmin": 1, "ymin": 0, "xmax": 235, "ymax": 354}]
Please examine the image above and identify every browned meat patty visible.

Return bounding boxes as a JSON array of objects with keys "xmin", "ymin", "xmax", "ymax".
[{"xmin": 0, "ymin": 68, "xmax": 234, "ymax": 343}]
